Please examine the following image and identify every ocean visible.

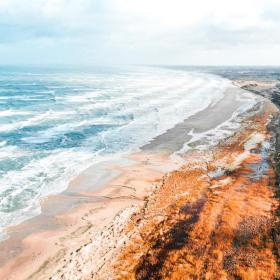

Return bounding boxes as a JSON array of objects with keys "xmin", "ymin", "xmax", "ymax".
[{"xmin": 0, "ymin": 65, "xmax": 241, "ymax": 239}]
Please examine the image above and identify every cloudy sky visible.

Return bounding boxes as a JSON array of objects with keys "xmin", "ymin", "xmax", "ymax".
[{"xmin": 0, "ymin": 0, "xmax": 280, "ymax": 66}]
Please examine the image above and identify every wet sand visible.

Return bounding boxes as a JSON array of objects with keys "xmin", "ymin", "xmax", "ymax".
[
  {"xmin": 0, "ymin": 82, "xmax": 277, "ymax": 279},
  {"xmin": 142, "ymin": 87, "xmax": 245, "ymax": 153}
]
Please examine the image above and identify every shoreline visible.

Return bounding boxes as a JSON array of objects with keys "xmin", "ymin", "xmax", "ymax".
[{"xmin": 0, "ymin": 77, "xmax": 277, "ymax": 279}]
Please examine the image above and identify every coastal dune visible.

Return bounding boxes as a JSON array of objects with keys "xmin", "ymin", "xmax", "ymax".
[
  {"xmin": 0, "ymin": 73, "xmax": 279, "ymax": 280},
  {"xmin": 49, "ymin": 99, "xmax": 279, "ymax": 280}
]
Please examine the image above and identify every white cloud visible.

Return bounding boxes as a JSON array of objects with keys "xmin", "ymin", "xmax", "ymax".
[{"xmin": 0, "ymin": 0, "xmax": 280, "ymax": 65}]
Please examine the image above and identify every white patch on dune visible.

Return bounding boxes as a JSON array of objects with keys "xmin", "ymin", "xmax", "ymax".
[
  {"xmin": 244, "ymin": 132, "xmax": 265, "ymax": 151},
  {"xmin": 228, "ymin": 132, "xmax": 266, "ymax": 172}
]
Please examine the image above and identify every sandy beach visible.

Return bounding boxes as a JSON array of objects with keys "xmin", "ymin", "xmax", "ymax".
[
  {"xmin": 0, "ymin": 78, "xmax": 279, "ymax": 279},
  {"xmin": 1, "ymin": 0, "xmax": 280, "ymax": 277}
]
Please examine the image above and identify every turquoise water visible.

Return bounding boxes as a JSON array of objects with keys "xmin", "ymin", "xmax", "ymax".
[{"xmin": 0, "ymin": 65, "xmax": 229, "ymax": 239}]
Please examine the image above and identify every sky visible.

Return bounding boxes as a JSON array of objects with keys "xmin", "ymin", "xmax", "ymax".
[{"xmin": 0, "ymin": 0, "xmax": 280, "ymax": 66}]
